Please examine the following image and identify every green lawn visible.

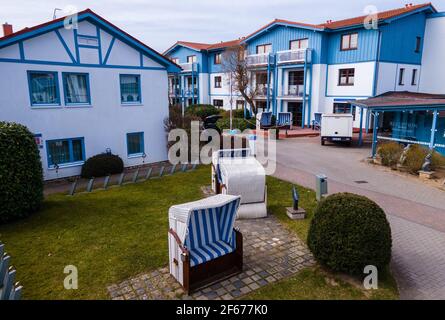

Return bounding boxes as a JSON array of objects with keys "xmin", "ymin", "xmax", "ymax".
[{"xmin": 0, "ymin": 166, "xmax": 398, "ymax": 299}]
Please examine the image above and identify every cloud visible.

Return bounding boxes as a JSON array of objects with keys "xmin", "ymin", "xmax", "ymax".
[{"xmin": 1, "ymin": 0, "xmax": 443, "ymax": 51}]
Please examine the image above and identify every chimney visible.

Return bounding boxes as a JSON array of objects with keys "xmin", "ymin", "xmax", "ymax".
[{"xmin": 2, "ymin": 23, "xmax": 13, "ymax": 37}]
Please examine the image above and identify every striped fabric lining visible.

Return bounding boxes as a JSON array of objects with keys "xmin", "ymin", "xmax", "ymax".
[
  {"xmin": 185, "ymin": 198, "xmax": 240, "ymax": 267},
  {"xmin": 277, "ymin": 112, "xmax": 292, "ymax": 126},
  {"xmin": 260, "ymin": 112, "xmax": 272, "ymax": 126}
]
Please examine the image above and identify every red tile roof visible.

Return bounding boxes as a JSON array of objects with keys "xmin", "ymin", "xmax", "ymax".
[
  {"xmin": 319, "ymin": 3, "xmax": 434, "ymax": 29},
  {"xmin": 352, "ymin": 91, "xmax": 445, "ymax": 108}
]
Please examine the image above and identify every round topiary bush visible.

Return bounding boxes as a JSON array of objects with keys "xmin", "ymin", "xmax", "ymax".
[
  {"xmin": 81, "ymin": 153, "xmax": 124, "ymax": 178},
  {"xmin": 307, "ymin": 193, "xmax": 392, "ymax": 275},
  {"xmin": 0, "ymin": 121, "xmax": 43, "ymax": 224},
  {"xmin": 185, "ymin": 104, "xmax": 221, "ymax": 120}
]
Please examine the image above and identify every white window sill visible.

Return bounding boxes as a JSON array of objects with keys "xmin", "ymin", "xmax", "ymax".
[
  {"xmin": 66, "ymin": 104, "xmax": 92, "ymax": 108},
  {"xmin": 31, "ymin": 104, "xmax": 61, "ymax": 109},
  {"xmin": 128, "ymin": 153, "xmax": 144, "ymax": 159},
  {"xmin": 121, "ymin": 103, "xmax": 143, "ymax": 107},
  {"xmin": 48, "ymin": 161, "xmax": 84, "ymax": 169}
]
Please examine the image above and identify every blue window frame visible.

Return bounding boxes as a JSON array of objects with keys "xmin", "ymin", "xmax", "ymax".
[
  {"xmin": 62, "ymin": 72, "xmax": 91, "ymax": 105},
  {"xmin": 120, "ymin": 74, "xmax": 141, "ymax": 104},
  {"xmin": 27, "ymin": 71, "xmax": 60, "ymax": 106},
  {"xmin": 126, "ymin": 132, "xmax": 144, "ymax": 156},
  {"xmin": 46, "ymin": 137, "xmax": 85, "ymax": 167}
]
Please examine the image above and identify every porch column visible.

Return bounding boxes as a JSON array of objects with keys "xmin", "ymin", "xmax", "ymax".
[
  {"xmin": 371, "ymin": 111, "xmax": 379, "ymax": 157},
  {"xmin": 266, "ymin": 55, "xmax": 271, "ymax": 111},
  {"xmin": 429, "ymin": 109, "xmax": 439, "ymax": 149},
  {"xmin": 365, "ymin": 110, "xmax": 370, "ymax": 133},
  {"xmin": 358, "ymin": 106, "xmax": 364, "ymax": 147},
  {"xmin": 302, "ymin": 60, "xmax": 308, "ymax": 129}
]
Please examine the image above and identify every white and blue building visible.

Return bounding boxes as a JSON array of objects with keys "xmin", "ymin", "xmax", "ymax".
[
  {"xmin": 0, "ymin": 9, "xmax": 180, "ymax": 180},
  {"xmin": 164, "ymin": 2, "xmax": 445, "ymax": 145}
]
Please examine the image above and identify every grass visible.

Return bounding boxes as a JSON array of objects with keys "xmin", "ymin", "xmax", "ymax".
[{"xmin": 0, "ymin": 166, "xmax": 398, "ymax": 299}]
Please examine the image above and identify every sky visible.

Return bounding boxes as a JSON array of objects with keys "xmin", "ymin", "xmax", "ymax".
[{"xmin": 1, "ymin": 0, "xmax": 444, "ymax": 52}]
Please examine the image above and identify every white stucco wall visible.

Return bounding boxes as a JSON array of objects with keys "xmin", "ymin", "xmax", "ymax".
[
  {"xmin": 0, "ymin": 23, "xmax": 170, "ymax": 180},
  {"xmin": 419, "ymin": 16, "xmax": 445, "ymax": 94},
  {"xmin": 376, "ymin": 62, "xmax": 420, "ymax": 94},
  {"xmin": 326, "ymin": 61, "xmax": 375, "ymax": 97}
]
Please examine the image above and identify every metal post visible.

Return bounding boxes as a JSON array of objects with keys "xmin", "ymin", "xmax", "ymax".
[
  {"xmin": 181, "ymin": 164, "xmax": 188, "ymax": 172},
  {"xmin": 170, "ymin": 164, "xmax": 177, "ymax": 175},
  {"xmin": 358, "ymin": 106, "xmax": 364, "ymax": 147},
  {"xmin": 302, "ymin": 58, "xmax": 308, "ymax": 129},
  {"xmin": 371, "ymin": 111, "xmax": 379, "ymax": 157},
  {"xmin": 266, "ymin": 54, "xmax": 271, "ymax": 111},
  {"xmin": 158, "ymin": 166, "xmax": 165, "ymax": 177},
  {"xmin": 429, "ymin": 109, "xmax": 438, "ymax": 150},
  {"xmin": 86, "ymin": 178, "xmax": 94, "ymax": 192},
  {"xmin": 132, "ymin": 169, "xmax": 139, "ymax": 183},
  {"xmin": 68, "ymin": 179, "xmax": 78, "ymax": 196},
  {"xmin": 145, "ymin": 167, "xmax": 152, "ymax": 180},
  {"xmin": 118, "ymin": 173, "xmax": 125, "ymax": 186},
  {"xmin": 103, "ymin": 175, "xmax": 110, "ymax": 189}
]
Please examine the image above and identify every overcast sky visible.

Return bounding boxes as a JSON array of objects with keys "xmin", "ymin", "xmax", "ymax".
[{"xmin": 1, "ymin": 0, "xmax": 443, "ymax": 52}]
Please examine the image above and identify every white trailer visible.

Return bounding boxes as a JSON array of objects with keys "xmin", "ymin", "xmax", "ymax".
[{"xmin": 320, "ymin": 114, "xmax": 353, "ymax": 145}]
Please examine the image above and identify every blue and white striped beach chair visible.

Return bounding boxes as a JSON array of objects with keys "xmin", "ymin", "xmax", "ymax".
[
  {"xmin": 259, "ymin": 111, "xmax": 273, "ymax": 129},
  {"xmin": 277, "ymin": 112, "xmax": 292, "ymax": 129},
  {"xmin": 168, "ymin": 194, "xmax": 242, "ymax": 293}
]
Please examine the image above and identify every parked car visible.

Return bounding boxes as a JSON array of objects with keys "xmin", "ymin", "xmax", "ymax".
[{"xmin": 320, "ymin": 114, "xmax": 353, "ymax": 146}]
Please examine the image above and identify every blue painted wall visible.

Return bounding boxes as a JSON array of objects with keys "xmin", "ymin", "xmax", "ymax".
[
  {"xmin": 379, "ymin": 12, "xmax": 427, "ymax": 64},
  {"xmin": 244, "ymin": 25, "xmax": 325, "ymax": 64},
  {"xmin": 208, "ymin": 50, "xmax": 223, "ymax": 73},
  {"xmin": 326, "ymin": 28, "xmax": 379, "ymax": 64},
  {"xmin": 167, "ymin": 46, "xmax": 208, "ymax": 72}
]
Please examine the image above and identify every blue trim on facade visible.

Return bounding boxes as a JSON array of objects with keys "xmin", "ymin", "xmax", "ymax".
[
  {"xmin": 103, "ymin": 36, "xmax": 116, "ymax": 65},
  {"xmin": 62, "ymin": 72, "xmax": 92, "ymax": 106},
  {"xmin": 55, "ymin": 30, "xmax": 76, "ymax": 63},
  {"xmin": 120, "ymin": 74, "xmax": 142, "ymax": 104},
  {"xmin": 0, "ymin": 57, "xmax": 165, "ymax": 70},
  {"xmin": 96, "ymin": 26, "xmax": 103, "ymax": 64},
  {"xmin": 73, "ymin": 28, "xmax": 80, "ymax": 63},
  {"xmin": 18, "ymin": 41, "xmax": 25, "ymax": 60},
  {"xmin": 126, "ymin": 132, "xmax": 145, "ymax": 156}
]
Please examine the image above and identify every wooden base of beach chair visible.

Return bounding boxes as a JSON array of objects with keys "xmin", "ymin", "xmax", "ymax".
[{"xmin": 183, "ymin": 230, "xmax": 243, "ymax": 295}]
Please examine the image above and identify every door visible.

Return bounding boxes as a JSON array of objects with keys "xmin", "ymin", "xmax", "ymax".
[{"xmin": 288, "ymin": 102, "xmax": 303, "ymax": 127}]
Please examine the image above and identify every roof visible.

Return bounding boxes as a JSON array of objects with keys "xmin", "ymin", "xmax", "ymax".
[
  {"xmin": 351, "ymin": 91, "xmax": 445, "ymax": 108},
  {"xmin": 0, "ymin": 9, "xmax": 180, "ymax": 71},
  {"xmin": 163, "ymin": 39, "xmax": 242, "ymax": 55},
  {"xmin": 319, "ymin": 3, "xmax": 435, "ymax": 29}
]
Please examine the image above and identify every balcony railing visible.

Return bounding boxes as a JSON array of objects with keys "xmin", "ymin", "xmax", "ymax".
[
  {"xmin": 185, "ymin": 87, "xmax": 198, "ymax": 96},
  {"xmin": 169, "ymin": 87, "xmax": 181, "ymax": 96},
  {"xmin": 285, "ymin": 84, "xmax": 304, "ymax": 97},
  {"xmin": 246, "ymin": 53, "xmax": 270, "ymax": 66},
  {"xmin": 256, "ymin": 84, "xmax": 272, "ymax": 96},
  {"xmin": 180, "ymin": 62, "xmax": 198, "ymax": 72},
  {"xmin": 276, "ymin": 49, "xmax": 309, "ymax": 64}
]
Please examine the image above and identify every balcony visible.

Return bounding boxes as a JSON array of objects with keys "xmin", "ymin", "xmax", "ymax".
[
  {"xmin": 169, "ymin": 87, "xmax": 181, "ymax": 96},
  {"xmin": 180, "ymin": 62, "xmax": 198, "ymax": 72},
  {"xmin": 284, "ymin": 85, "xmax": 304, "ymax": 97},
  {"xmin": 276, "ymin": 49, "xmax": 310, "ymax": 64},
  {"xmin": 185, "ymin": 87, "xmax": 198, "ymax": 96},
  {"xmin": 246, "ymin": 53, "xmax": 270, "ymax": 66},
  {"xmin": 256, "ymin": 84, "xmax": 272, "ymax": 97}
]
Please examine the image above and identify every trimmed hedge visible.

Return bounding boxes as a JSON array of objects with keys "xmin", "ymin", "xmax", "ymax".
[
  {"xmin": 307, "ymin": 193, "xmax": 392, "ymax": 275},
  {"xmin": 81, "ymin": 153, "xmax": 124, "ymax": 178},
  {"xmin": 0, "ymin": 122, "xmax": 43, "ymax": 224},
  {"xmin": 216, "ymin": 118, "xmax": 255, "ymax": 132},
  {"xmin": 185, "ymin": 104, "xmax": 220, "ymax": 120}
]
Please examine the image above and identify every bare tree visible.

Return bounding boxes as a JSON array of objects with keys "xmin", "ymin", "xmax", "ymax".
[{"xmin": 221, "ymin": 45, "xmax": 259, "ymax": 116}]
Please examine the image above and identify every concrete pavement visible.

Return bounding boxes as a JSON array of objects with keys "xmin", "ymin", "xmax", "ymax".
[{"xmin": 270, "ymin": 137, "xmax": 445, "ymax": 300}]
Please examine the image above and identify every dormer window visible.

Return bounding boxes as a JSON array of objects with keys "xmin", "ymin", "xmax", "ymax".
[{"xmin": 340, "ymin": 33, "xmax": 358, "ymax": 51}]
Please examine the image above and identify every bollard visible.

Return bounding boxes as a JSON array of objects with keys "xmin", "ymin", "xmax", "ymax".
[
  {"xmin": 103, "ymin": 175, "xmax": 110, "ymax": 189},
  {"xmin": 132, "ymin": 169, "xmax": 140, "ymax": 183},
  {"xmin": 158, "ymin": 166, "xmax": 165, "ymax": 177},
  {"xmin": 145, "ymin": 167, "xmax": 153, "ymax": 180},
  {"xmin": 315, "ymin": 174, "xmax": 328, "ymax": 201},
  {"xmin": 68, "ymin": 179, "xmax": 78, "ymax": 196},
  {"xmin": 118, "ymin": 173, "xmax": 125, "ymax": 186},
  {"xmin": 86, "ymin": 178, "xmax": 94, "ymax": 192}
]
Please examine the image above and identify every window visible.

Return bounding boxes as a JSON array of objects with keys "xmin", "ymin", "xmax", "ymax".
[
  {"xmin": 341, "ymin": 33, "xmax": 358, "ymax": 51},
  {"xmin": 77, "ymin": 36, "xmax": 98, "ymax": 46},
  {"xmin": 256, "ymin": 44, "xmax": 272, "ymax": 54},
  {"xmin": 46, "ymin": 137, "xmax": 84, "ymax": 167},
  {"xmin": 415, "ymin": 37, "xmax": 422, "ymax": 53},
  {"xmin": 187, "ymin": 55, "xmax": 197, "ymax": 63},
  {"xmin": 411, "ymin": 69, "xmax": 418, "ymax": 85},
  {"xmin": 120, "ymin": 74, "xmax": 141, "ymax": 104},
  {"xmin": 214, "ymin": 76, "xmax": 222, "ymax": 88},
  {"xmin": 333, "ymin": 103, "xmax": 356, "ymax": 121},
  {"xmin": 63, "ymin": 73, "xmax": 90, "ymax": 105},
  {"xmin": 288, "ymin": 71, "xmax": 304, "ymax": 96},
  {"xmin": 290, "ymin": 38, "xmax": 308, "ymax": 50},
  {"xmin": 27, "ymin": 71, "xmax": 60, "ymax": 106},
  {"xmin": 171, "ymin": 58, "xmax": 179, "ymax": 64},
  {"xmin": 126, "ymin": 132, "xmax": 144, "ymax": 156},
  {"xmin": 338, "ymin": 68, "xmax": 355, "ymax": 86},
  {"xmin": 256, "ymin": 72, "xmax": 268, "ymax": 85},
  {"xmin": 236, "ymin": 100, "xmax": 244, "ymax": 110},
  {"xmin": 213, "ymin": 99, "xmax": 224, "ymax": 108},
  {"xmin": 214, "ymin": 53, "xmax": 222, "ymax": 65},
  {"xmin": 398, "ymin": 68, "xmax": 405, "ymax": 86}
]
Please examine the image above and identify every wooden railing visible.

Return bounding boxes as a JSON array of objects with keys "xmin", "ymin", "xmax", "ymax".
[{"xmin": 0, "ymin": 242, "xmax": 22, "ymax": 300}]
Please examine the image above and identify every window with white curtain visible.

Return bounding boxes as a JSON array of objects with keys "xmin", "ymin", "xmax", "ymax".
[
  {"xmin": 63, "ymin": 73, "xmax": 90, "ymax": 105},
  {"xmin": 28, "ymin": 71, "xmax": 60, "ymax": 106},
  {"xmin": 120, "ymin": 74, "xmax": 141, "ymax": 104},
  {"xmin": 46, "ymin": 137, "xmax": 85, "ymax": 167}
]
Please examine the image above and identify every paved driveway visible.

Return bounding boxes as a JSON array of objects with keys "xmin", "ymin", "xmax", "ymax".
[{"xmin": 270, "ymin": 137, "xmax": 445, "ymax": 300}]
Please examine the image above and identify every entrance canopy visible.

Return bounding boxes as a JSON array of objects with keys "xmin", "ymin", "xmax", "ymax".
[{"xmin": 349, "ymin": 91, "xmax": 445, "ymax": 156}]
